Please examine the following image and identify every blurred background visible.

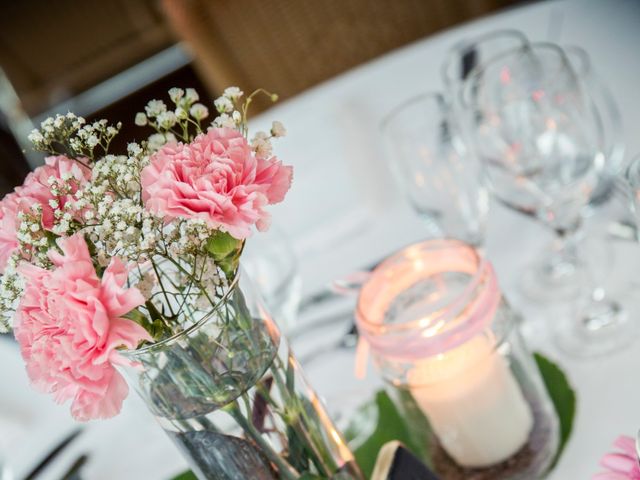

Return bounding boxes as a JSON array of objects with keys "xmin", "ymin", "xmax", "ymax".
[{"xmin": 0, "ymin": 0, "xmax": 520, "ymax": 196}]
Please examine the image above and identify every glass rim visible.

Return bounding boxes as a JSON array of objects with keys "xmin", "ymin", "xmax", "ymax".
[
  {"xmin": 440, "ymin": 28, "xmax": 530, "ymax": 85},
  {"xmin": 379, "ymin": 91, "xmax": 448, "ymax": 135},
  {"xmin": 355, "ymin": 238, "xmax": 502, "ymax": 360},
  {"xmin": 460, "ymin": 41, "xmax": 578, "ymax": 109},
  {"xmin": 356, "ymin": 238, "xmax": 494, "ymax": 327},
  {"xmin": 120, "ymin": 269, "xmax": 242, "ymax": 357},
  {"xmin": 356, "ymin": 237, "xmax": 477, "ymax": 325}
]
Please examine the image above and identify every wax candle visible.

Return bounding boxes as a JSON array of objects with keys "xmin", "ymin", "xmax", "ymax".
[{"xmin": 408, "ymin": 333, "xmax": 533, "ymax": 468}]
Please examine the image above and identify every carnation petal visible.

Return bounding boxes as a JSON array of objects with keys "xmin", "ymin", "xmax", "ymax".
[
  {"xmin": 140, "ymin": 127, "xmax": 292, "ymax": 239},
  {"xmin": 70, "ymin": 370, "xmax": 129, "ymax": 421}
]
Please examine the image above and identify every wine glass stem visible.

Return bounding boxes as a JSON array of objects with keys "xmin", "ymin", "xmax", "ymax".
[{"xmin": 547, "ymin": 226, "xmax": 581, "ymax": 281}]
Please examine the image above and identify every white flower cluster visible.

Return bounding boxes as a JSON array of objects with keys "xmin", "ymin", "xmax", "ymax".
[
  {"xmin": 250, "ymin": 121, "xmax": 286, "ymax": 158},
  {"xmin": 136, "ymin": 88, "xmax": 210, "ymax": 143},
  {"xmin": 165, "ymin": 218, "xmax": 217, "ymax": 256},
  {"xmin": 89, "ymin": 198, "xmax": 145, "ymax": 257},
  {"xmin": 46, "ymin": 173, "xmax": 89, "ymax": 237},
  {"xmin": 28, "ymin": 113, "xmax": 85, "ymax": 148},
  {"xmin": 92, "ymin": 154, "xmax": 141, "ymax": 197},
  {"xmin": 68, "ymin": 146, "xmax": 163, "ymax": 263},
  {"xmin": 191, "ymin": 255, "xmax": 222, "ymax": 310},
  {"xmin": 212, "ymin": 87, "xmax": 245, "ymax": 129},
  {"xmin": 69, "ymin": 119, "xmax": 121, "ymax": 158},
  {"xmin": 16, "ymin": 206, "xmax": 51, "ymax": 266},
  {"xmin": 28, "ymin": 113, "xmax": 121, "ymax": 160},
  {"xmin": 135, "ymin": 269, "xmax": 157, "ymax": 299},
  {"xmin": 147, "ymin": 132, "xmax": 177, "ymax": 153},
  {"xmin": 0, "ymin": 255, "xmax": 23, "ymax": 332}
]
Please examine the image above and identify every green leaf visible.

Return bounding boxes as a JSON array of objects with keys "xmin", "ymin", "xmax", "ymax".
[
  {"xmin": 205, "ymin": 231, "xmax": 243, "ymax": 279},
  {"xmin": 125, "ymin": 305, "xmax": 170, "ymax": 340},
  {"xmin": 286, "ymin": 423, "xmax": 310, "ymax": 473},
  {"xmin": 206, "ymin": 231, "xmax": 241, "ymax": 258},
  {"xmin": 349, "ymin": 391, "xmax": 422, "ymax": 479},
  {"xmin": 168, "ymin": 470, "xmax": 197, "ymax": 480},
  {"xmin": 534, "ymin": 351, "xmax": 577, "ymax": 472}
]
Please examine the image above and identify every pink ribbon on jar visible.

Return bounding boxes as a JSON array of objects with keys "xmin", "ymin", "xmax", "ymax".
[{"xmin": 351, "ymin": 240, "xmax": 501, "ymax": 378}]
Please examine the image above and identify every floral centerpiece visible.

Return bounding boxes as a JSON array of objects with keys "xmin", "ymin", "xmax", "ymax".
[{"xmin": 0, "ymin": 87, "xmax": 362, "ymax": 480}]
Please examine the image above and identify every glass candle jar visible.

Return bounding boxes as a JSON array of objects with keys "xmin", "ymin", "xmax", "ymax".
[{"xmin": 355, "ymin": 239, "xmax": 558, "ymax": 479}]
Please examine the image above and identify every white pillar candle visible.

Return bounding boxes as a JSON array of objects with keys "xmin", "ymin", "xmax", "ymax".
[{"xmin": 408, "ymin": 334, "xmax": 533, "ymax": 468}]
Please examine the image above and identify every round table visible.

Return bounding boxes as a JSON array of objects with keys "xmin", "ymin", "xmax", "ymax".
[{"xmin": 2, "ymin": 0, "xmax": 639, "ymax": 478}]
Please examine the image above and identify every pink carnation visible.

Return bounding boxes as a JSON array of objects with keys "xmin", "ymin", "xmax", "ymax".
[
  {"xmin": 14, "ymin": 233, "xmax": 150, "ymax": 421},
  {"xmin": 141, "ymin": 128, "xmax": 292, "ymax": 239},
  {"xmin": 594, "ymin": 436, "xmax": 640, "ymax": 480},
  {"xmin": 0, "ymin": 155, "xmax": 91, "ymax": 272},
  {"xmin": 17, "ymin": 155, "xmax": 91, "ymax": 229},
  {"xmin": 0, "ymin": 193, "xmax": 20, "ymax": 274}
]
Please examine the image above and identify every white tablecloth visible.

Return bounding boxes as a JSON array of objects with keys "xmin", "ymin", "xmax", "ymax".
[{"xmin": 2, "ymin": 0, "xmax": 640, "ymax": 478}]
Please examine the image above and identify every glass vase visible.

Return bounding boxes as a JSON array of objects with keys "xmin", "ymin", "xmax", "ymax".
[
  {"xmin": 121, "ymin": 268, "xmax": 362, "ymax": 480},
  {"xmin": 355, "ymin": 239, "xmax": 559, "ymax": 479}
]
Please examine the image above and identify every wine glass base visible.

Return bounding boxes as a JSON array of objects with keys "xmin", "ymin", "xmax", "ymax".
[
  {"xmin": 553, "ymin": 295, "xmax": 640, "ymax": 358},
  {"xmin": 518, "ymin": 255, "xmax": 583, "ymax": 303}
]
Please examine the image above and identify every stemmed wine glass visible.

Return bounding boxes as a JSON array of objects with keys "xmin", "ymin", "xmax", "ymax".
[
  {"xmin": 553, "ymin": 176, "xmax": 640, "ymax": 357},
  {"xmin": 564, "ymin": 45, "xmax": 625, "ymax": 203},
  {"xmin": 463, "ymin": 42, "xmax": 637, "ymax": 356},
  {"xmin": 381, "ymin": 92, "xmax": 489, "ymax": 246},
  {"xmin": 443, "ymin": 30, "xmax": 625, "ymax": 210},
  {"xmin": 464, "ymin": 42, "xmax": 604, "ymax": 299}
]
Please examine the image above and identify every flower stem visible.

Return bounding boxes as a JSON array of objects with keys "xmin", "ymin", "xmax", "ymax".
[{"xmin": 227, "ymin": 399, "xmax": 299, "ymax": 480}]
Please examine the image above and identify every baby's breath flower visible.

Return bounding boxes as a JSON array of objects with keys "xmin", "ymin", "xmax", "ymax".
[
  {"xmin": 185, "ymin": 88, "xmax": 199, "ymax": 104},
  {"xmin": 175, "ymin": 107, "xmax": 188, "ymax": 120},
  {"xmin": 212, "ymin": 113, "xmax": 236, "ymax": 129},
  {"xmin": 145, "ymin": 99, "xmax": 167, "ymax": 118},
  {"xmin": 189, "ymin": 103, "xmax": 209, "ymax": 121},
  {"xmin": 127, "ymin": 142, "xmax": 142, "ymax": 156},
  {"xmin": 157, "ymin": 111, "xmax": 177, "ymax": 129},
  {"xmin": 86, "ymin": 134, "xmax": 99, "ymax": 148},
  {"xmin": 250, "ymin": 131, "xmax": 272, "ymax": 158},
  {"xmin": 271, "ymin": 121, "xmax": 286, "ymax": 137},
  {"xmin": 0, "ymin": 255, "xmax": 23, "ymax": 329},
  {"xmin": 135, "ymin": 112, "xmax": 148, "ymax": 126},
  {"xmin": 223, "ymin": 86, "xmax": 243, "ymax": 101},
  {"xmin": 136, "ymin": 270, "xmax": 156, "ymax": 299},
  {"xmin": 214, "ymin": 96, "xmax": 234, "ymax": 114},
  {"xmin": 148, "ymin": 133, "xmax": 169, "ymax": 151},
  {"xmin": 168, "ymin": 87, "xmax": 185, "ymax": 104},
  {"xmin": 28, "ymin": 129, "xmax": 44, "ymax": 144}
]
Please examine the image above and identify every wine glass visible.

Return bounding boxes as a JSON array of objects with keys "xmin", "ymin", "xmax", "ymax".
[
  {"xmin": 442, "ymin": 29, "xmax": 530, "ymax": 142},
  {"xmin": 443, "ymin": 31, "xmax": 624, "ymax": 209},
  {"xmin": 242, "ymin": 225, "xmax": 302, "ymax": 333},
  {"xmin": 381, "ymin": 92, "xmax": 489, "ymax": 246},
  {"xmin": 564, "ymin": 45, "xmax": 625, "ymax": 203},
  {"xmin": 552, "ymin": 176, "xmax": 640, "ymax": 357},
  {"xmin": 464, "ymin": 42, "xmax": 604, "ymax": 301}
]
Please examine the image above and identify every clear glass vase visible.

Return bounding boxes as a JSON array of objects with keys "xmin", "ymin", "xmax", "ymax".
[
  {"xmin": 121, "ymin": 268, "xmax": 362, "ymax": 480},
  {"xmin": 355, "ymin": 239, "xmax": 559, "ymax": 479}
]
